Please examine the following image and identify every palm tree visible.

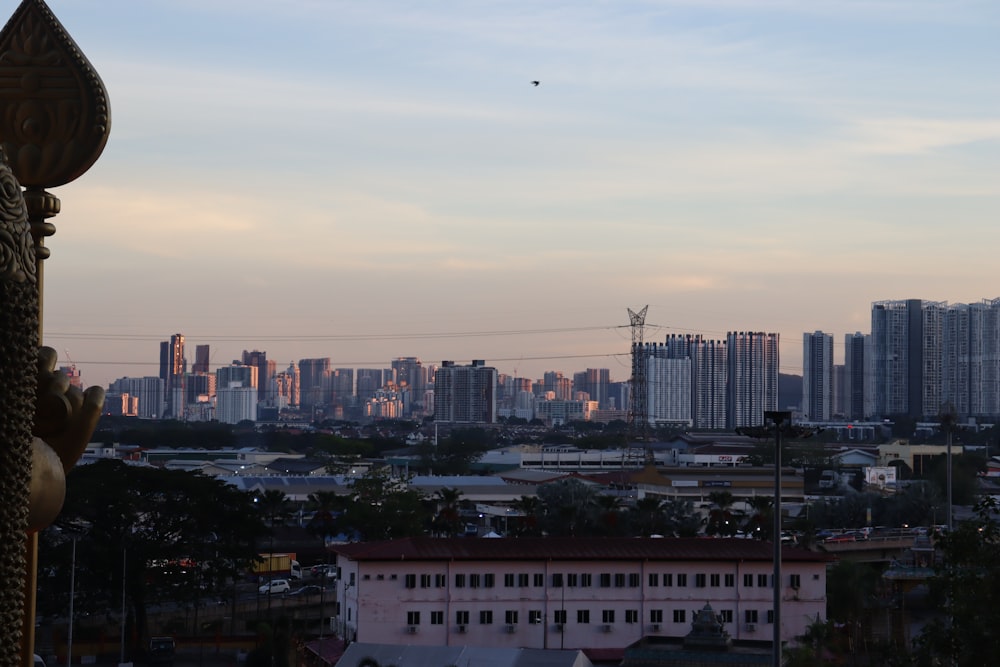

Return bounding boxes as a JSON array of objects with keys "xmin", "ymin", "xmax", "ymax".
[
  {"xmin": 509, "ymin": 496, "xmax": 542, "ymax": 536},
  {"xmin": 630, "ymin": 496, "xmax": 667, "ymax": 537},
  {"xmin": 591, "ymin": 494, "xmax": 625, "ymax": 536},
  {"xmin": 705, "ymin": 490, "xmax": 737, "ymax": 537},
  {"xmin": 742, "ymin": 496, "xmax": 774, "ymax": 540},
  {"xmin": 431, "ymin": 487, "xmax": 464, "ymax": 537}
]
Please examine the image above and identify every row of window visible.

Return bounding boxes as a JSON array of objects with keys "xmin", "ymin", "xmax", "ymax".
[
  {"xmin": 399, "ymin": 572, "xmax": 802, "ymax": 590},
  {"xmin": 404, "ymin": 608, "xmax": 776, "ymax": 625}
]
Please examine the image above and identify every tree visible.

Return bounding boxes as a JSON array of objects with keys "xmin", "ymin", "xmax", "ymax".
[
  {"xmin": 38, "ymin": 459, "xmax": 267, "ymax": 649},
  {"xmin": 345, "ymin": 467, "xmax": 430, "ymax": 540},
  {"xmin": 914, "ymin": 498, "xmax": 1000, "ymax": 666},
  {"xmin": 742, "ymin": 496, "xmax": 774, "ymax": 540},
  {"xmin": 536, "ymin": 478, "xmax": 598, "ymax": 536},
  {"xmin": 430, "ymin": 487, "xmax": 465, "ymax": 537},
  {"xmin": 704, "ymin": 491, "xmax": 737, "ymax": 537}
]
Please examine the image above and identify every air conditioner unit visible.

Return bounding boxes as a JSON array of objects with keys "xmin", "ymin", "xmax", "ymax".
[
  {"xmin": 650, "ymin": 623, "xmax": 661, "ymax": 632},
  {"xmin": 554, "ymin": 623, "xmax": 564, "ymax": 633},
  {"xmin": 457, "ymin": 624, "xmax": 466, "ymax": 634},
  {"xmin": 600, "ymin": 624, "xmax": 612, "ymax": 633},
  {"xmin": 407, "ymin": 625, "xmax": 418, "ymax": 634},
  {"xmin": 505, "ymin": 624, "xmax": 517, "ymax": 633},
  {"xmin": 744, "ymin": 623, "xmax": 756, "ymax": 632}
]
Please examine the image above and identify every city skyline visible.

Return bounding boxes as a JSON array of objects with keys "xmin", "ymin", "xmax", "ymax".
[{"xmin": 30, "ymin": 1, "xmax": 1000, "ymax": 392}]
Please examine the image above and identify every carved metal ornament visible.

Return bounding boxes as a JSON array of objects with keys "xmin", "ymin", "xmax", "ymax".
[
  {"xmin": 0, "ymin": 0, "xmax": 110, "ymax": 188},
  {"xmin": 0, "ymin": 147, "xmax": 38, "ymax": 667},
  {"xmin": 0, "ymin": 148, "xmax": 33, "ymax": 283}
]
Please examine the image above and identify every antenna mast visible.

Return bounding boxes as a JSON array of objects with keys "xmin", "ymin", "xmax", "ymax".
[{"xmin": 627, "ymin": 306, "xmax": 649, "ymax": 443}]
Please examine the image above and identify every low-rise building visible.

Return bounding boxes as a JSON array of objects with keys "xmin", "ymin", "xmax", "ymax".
[{"xmin": 329, "ymin": 537, "xmax": 830, "ymax": 652}]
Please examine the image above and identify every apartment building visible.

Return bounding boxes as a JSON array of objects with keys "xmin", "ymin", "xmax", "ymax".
[{"xmin": 329, "ymin": 537, "xmax": 829, "ymax": 651}]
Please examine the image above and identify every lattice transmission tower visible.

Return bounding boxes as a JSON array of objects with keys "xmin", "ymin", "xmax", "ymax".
[{"xmin": 627, "ymin": 305, "xmax": 649, "ymax": 442}]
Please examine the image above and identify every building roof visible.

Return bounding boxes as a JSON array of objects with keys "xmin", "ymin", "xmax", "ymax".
[
  {"xmin": 334, "ymin": 643, "xmax": 593, "ymax": 667},
  {"xmin": 331, "ymin": 536, "xmax": 832, "ymax": 564}
]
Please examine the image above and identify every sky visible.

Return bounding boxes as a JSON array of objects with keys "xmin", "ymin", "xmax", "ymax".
[{"xmin": 22, "ymin": 0, "xmax": 1000, "ymax": 390}]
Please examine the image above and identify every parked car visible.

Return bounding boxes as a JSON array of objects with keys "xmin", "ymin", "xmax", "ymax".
[
  {"xmin": 289, "ymin": 585, "xmax": 325, "ymax": 597},
  {"xmin": 824, "ymin": 533, "xmax": 856, "ymax": 543},
  {"xmin": 258, "ymin": 579, "xmax": 291, "ymax": 595},
  {"xmin": 148, "ymin": 637, "xmax": 175, "ymax": 665}
]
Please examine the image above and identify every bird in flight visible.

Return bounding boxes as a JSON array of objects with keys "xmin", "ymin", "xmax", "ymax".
[{"xmin": 531, "ymin": 81, "xmax": 539, "ymax": 86}]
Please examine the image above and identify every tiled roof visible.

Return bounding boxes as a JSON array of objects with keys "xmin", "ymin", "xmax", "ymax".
[{"xmin": 331, "ymin": 537, "xmax": 832, "ymax": 563}]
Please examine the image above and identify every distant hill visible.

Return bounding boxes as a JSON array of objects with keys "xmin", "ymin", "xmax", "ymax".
[{"xmin": 779, "ymin": 373, "xmax": 802, "ymax": 411}]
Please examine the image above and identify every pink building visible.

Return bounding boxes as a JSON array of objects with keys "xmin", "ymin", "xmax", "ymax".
[{"xmin": 330, "ymin": 537, "xmax": 831, "ymax": 651}]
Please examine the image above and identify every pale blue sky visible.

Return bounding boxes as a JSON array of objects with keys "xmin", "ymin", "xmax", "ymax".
[{"xmin": 29, "ymin": 0, "xmax": 1000, "ymax": 389}]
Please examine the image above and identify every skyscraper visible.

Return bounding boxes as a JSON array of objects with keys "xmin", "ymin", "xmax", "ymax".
[
  {"xmin": 159, "ymin": 334, "xmax": 185, "ymax": 419},
  {"xmin": 726, "ymin": 331, "xmax": 779, "ymax": 429},
  {"xmin": 192, "ymin": 344, "xmax": 210, "ymax": 375},
  {"xmin": 242, "ymin": 350, "xmax": 274, "ymax": 403},
  {"xmin": 844, "ymin": 332, "xmax": 870, "ymax": 420},
  {"xmin": 871, "ymin": 300, "xmax": 944, "ymax": 419},
  {"xmin": 299, "ymin": 358, "xmax": 332, "ymax": 412},
  {"xmin": 433, "ymin": 360, "xmax": 497, "ymax": 423},
  {"xmin": 802, "ymin": 331, "xmax": 833, "ymax": 421}
]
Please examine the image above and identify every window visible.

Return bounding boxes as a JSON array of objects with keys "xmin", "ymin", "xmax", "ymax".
[
  {"xmin": 743, "ymin": 573, "xmax": 754, "ymax": 587},
  {"xmin": 518, "ymin": 573, "xmax": 529, "ymax": 587},
  {"xmin": 663, "ymin": 573, "xmax": 673, "ymax": 587},
  {"xmin": 581, "ymin": 573, "xmax": 593, "ymax": 587},
  {"xmin": 766, "ymin": 610, "xmax": 774, "ymax": 624},
  {"xmin": 744, "ymin": 610, "xmax": 759, "ymax": 624},
  {"xmin": 648, "ymin": 573, "xmax": 659, "ymax": 587},
  {"xmin": 420, "ymin": 574, "xmax": 431, "ymax": 588},
  {"xmin": 628, "ymin": 573, "xmax": 640, "ymax": 587},
  {"xmin": 435, "ymin": 574, "xmax": 446, "ymax": 587},
  {"xmin": 456, "ymin": 610, "xmax": 470, "ymax": 625},
  {"xmin": 480, "ymin": 610, "xmax": 493, "ymax": 625},
  {"xmin": 529, "ymin": 610, "xmax": 542, "ymax": 624},
  {"xmin": 676, "ymin": 574, "xmax": 687, "ymax": 587},
  {"xmin": 673, "ymin": 609, "xmax": 686, "ymax": 623},
  {"xmin": 600, "ymin": 573, "xmax": 611, "ymax": 588},
  {"xmin": 484, "ymin": 573, "xmax": 495, "ymax": 588},
  {"xmin": 554, "ymin": 609, "xmax": 567, "ymax": 624},
  {"xmin": 602, "ymin": 609, "xmax": 615, "ymax": 623},
  {"xmin": 710, "ymin": 574, "xmax": 720, "ymax": 587},
  {"xmin": 625, "ymin": 609, "xmax": 638, "ymax": 624},
  {"xmin": 614, "ymin": 573, "xmax": 626, "ymax": 588},
  {"xmin": 533, "ymin": 573, "xmax": 544, "ymax": 587},
  {"xmin": 376, "ymin": 574, "xmax": 384, "ymax": 580},
  {"xmin": 789, "ymin": 574, "xmax": 801, "ymax": 589},
  {"xmin": 567, "ymin": 573, "xmax": 578, "ymax": 587},
  {"xmin": 757, "ymin": 574, "xmax": 769, "ymax": 588},
  {"xmin": 455, "ymin": 574, "xmax": 466, "ymax": 588},
  {"xmin": 504, "ymin": 573, "xmax": 515, "ymax": 587},
  {"xmin": 577, "ymin": 609, "xmax": 590, "ymax": 624},
  {"xmin": 695, "ymin": 573, "xmax": 706, "ymax": 588},
  {"xmin": 650, "ymin": 609, "xmax": 663, "ymax": 623},
  {"xmin": 389, "ymin": 574, "xmax": 396, "ymax": 581},
  {"xmin": 404, "ymin": 574, "xmax": 416, "ymax": 589},
  {"xmin": 725, "ymin": 573, "xmax": 735, "ymax": 587},
  {"xmin": 349, "ymin": 572, "xmax": 356, "ymax": 585},
  {"xmin": 431, "ymin": 611, "xmax": 444, "ymax": 625},
  {"xmin": 505, "ymin": 610, "xmax": 519, "ymax": 625},
  {"xmin": 552, "ymin": 573, "xmax": 564, "ymax": 587},
  {"xmin": 407, "ymin": 611, "xmax": 420, "ymax": 625},
  {"xmin": 719, "ymin": 609, "xmax": 733, "ymax": 623},
  {"xmin": 470, "ymin": 574, "xmax": 481, "ymax": 589},
  {"xmin": 363, "ymin": 574, "xmax": 370, "ymax": 580}
]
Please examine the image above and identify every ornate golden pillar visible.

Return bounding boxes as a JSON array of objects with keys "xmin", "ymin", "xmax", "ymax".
[{"xmin": 0, "ymin": 1, "xmax": 110, "ymax": 665}]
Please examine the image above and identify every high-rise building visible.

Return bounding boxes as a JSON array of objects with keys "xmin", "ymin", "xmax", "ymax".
[
  {"xmin": 108, "ymin": 376, "xmax": 165, "ymax": 419},
  {"xmin": 802, "ymin": 331, "xmax": 834, "ymax": 421},
  {"xmin": 242, "ymin": 350, "xmax": 274, "ymax": 403},
  {"xmin": 844, "ymin": 332, "xmax": 870, "ymax": 420},
  {"xmin": 871, "ymin": 300, "xmax": 945, "ymax": 419},
  {"xmin": 216, "ymin": 382, "xmax": 257, "ymax": 424},
  {"xmin": 299, "ymin": 358, "xmax": 332, "ymax": 412},
  {"xmin": 645, "ymin": 347, "xmax": 692, "ymax": 426},
  {"xmin": 726, "ymin": 331, "xmax": 779, "ymax": 429},
  {"xmin": 356, "ymin": 368, "xmax": 384, "ymax": 401},
  {"xmin": 192, "ymin": 344, "xmax": 210, "ymax": 375},
  {"xmin": 433, "ymin": 360, "xmax": 497, "ymax": 423},
  {"xmin": 159, "ymin": 334, "xmax": 185, "ymax": 419},
  {"xmin": 392, "ymin": 357, "xmax": 427, "ymax": 415},
  {"xmin": 217, "ymin": 363, "xmax": 258, "ymax": 394},
  {"xmin": 572, "ymin": 369, "xmax": 611, "ymax": 409}
]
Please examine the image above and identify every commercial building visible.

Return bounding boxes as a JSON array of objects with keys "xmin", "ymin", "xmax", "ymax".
[{"xmin": 330, "ymin": 537, "xmax": 830, "ymax": 651}]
